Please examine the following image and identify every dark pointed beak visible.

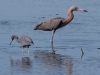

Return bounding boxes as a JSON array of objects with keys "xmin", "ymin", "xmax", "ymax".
[
  {"xmin": 77, "ymin": 8, "xmax": 88, "ymax": 12},
  {"xmin": 10, "ymin": 40, "xmax": 13, "ymax": 45},
  {"xmin": 84, "ymin": 10, "xmax": 88, "ymax": 12}
]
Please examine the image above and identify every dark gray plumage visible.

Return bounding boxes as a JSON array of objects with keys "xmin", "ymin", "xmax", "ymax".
[
  {"xmin": 10, "ymin": 35, "xmax": 34, "ymax": 55},
  {"xmin": 34, "ymin": 17, "xmax": 65, "ymax": 31},
  {"xmin": 34, "ymin": 6, "xmax": 87, "ymax": 50}
]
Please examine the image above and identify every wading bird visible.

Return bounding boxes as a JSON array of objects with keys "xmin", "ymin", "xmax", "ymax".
[
  {"xmin": 34, "ymin": 6, "xmax": 87, "ymax": 50},
  {"xmin": 10, "ymin": 35, "xmax": 34, "ymax": 55}
]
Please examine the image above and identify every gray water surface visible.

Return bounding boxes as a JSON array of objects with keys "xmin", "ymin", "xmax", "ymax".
[{"xmin": 0, "ymin": 0, "xmax": 100, "ymax": 75}]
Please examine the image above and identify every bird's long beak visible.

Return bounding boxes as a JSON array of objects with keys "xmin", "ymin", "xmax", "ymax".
[
  {"xmin": 10, "ymin": 40, "xmax": 13, "ymax": 45},
  {"xmin": 77, "ymin": 8, "xmax": 88, "ymax": 12},
  {"xmin": 83, "ymin": 10, "xmax": 88, "ymax": 12}
]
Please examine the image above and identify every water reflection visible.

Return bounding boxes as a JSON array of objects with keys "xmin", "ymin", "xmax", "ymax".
[
  {"xmin": 33, "ymin": 50, "xmax": 73, "ymax": 75},
  {"xmin": 22, "ymin": 57, "xmax": 31, "ymax": 66},
  {"xmin": 9, "ymin": 55, "xmax": 32, "ymax": 75}
]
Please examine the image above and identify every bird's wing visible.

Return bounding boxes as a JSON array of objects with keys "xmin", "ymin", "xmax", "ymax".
[
  {"xmin": 20, "ymin": 35, "xmax": 33, "ymax": 46},
  {"xmin": 34, "ymin": 17, "xmax": 65, "ymax": 31}
]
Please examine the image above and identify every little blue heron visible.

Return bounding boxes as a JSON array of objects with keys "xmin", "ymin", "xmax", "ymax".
[{"xmin": 10, "ymin": 35, "xmax": 34, "ymax": 55}]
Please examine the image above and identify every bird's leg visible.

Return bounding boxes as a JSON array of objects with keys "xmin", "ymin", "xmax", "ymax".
[
  {"xmin": 50, "ymin": 30, "xmax": 55, "ymax": 51},
  {"xmin": 28, "ymin": 49, "xmax": 30, "ymax": 56},
  {"xmin": 28, "ymin": 46, "xmax": 30, "ymax": 56},
  {"xmin": 22, "ymin": 47, "xmax": 24, "ymax": 57},
  {"xmin": 22, "ymin": 47, "xmax": 24, "ymax": 54},
  {"xmin": 50, "ymin": 34, "xmax": 54, "ymax": 44},
  {"xmin": 50, "ymin": 30, "xmax": 55, "ymax": 43}
]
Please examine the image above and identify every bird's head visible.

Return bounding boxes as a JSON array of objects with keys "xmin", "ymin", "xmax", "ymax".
[
  {"xmin": 10, "ymin": 35, "xmax": 18, "ymax": 45},
  {"xmin": 69, "ymin": 6, "xmax": 88, "ymax": 12}
]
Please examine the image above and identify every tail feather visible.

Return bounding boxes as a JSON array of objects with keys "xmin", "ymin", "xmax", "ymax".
[{"xmin": 31, "ymin": 41, "xmax": 34, "ymax": 45}]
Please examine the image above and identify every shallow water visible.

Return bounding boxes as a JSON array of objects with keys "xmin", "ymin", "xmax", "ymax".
[{"xmin": 0, "ymin": 0, "xmax": 100, "ymax": 75}]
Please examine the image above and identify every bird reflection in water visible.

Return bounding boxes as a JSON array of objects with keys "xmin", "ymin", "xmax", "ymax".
[
  {"xmin": 33, "ymin": 50, "xmax": 73, "ymax": 75},
  {"xmin": 22, "ymin": 57, "xmax": 31, "ymax": 66},
  {"xmin": 9, "ymin": 55, "xmax": 32, "ymax": 74}
]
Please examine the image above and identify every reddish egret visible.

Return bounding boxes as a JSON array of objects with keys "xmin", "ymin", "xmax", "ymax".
[
  {"xmin": 34, "ymin": 6, "xmax": 87, "ymax": 49},
  {"xmin": 10, "ymin": 35, "xmax": 34, "ymax": 55}
]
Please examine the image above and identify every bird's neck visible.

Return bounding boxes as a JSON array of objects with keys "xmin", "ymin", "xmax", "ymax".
[{"xmin": 63, "ymin": 9, "xmax": 74, "ymax": 25}]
